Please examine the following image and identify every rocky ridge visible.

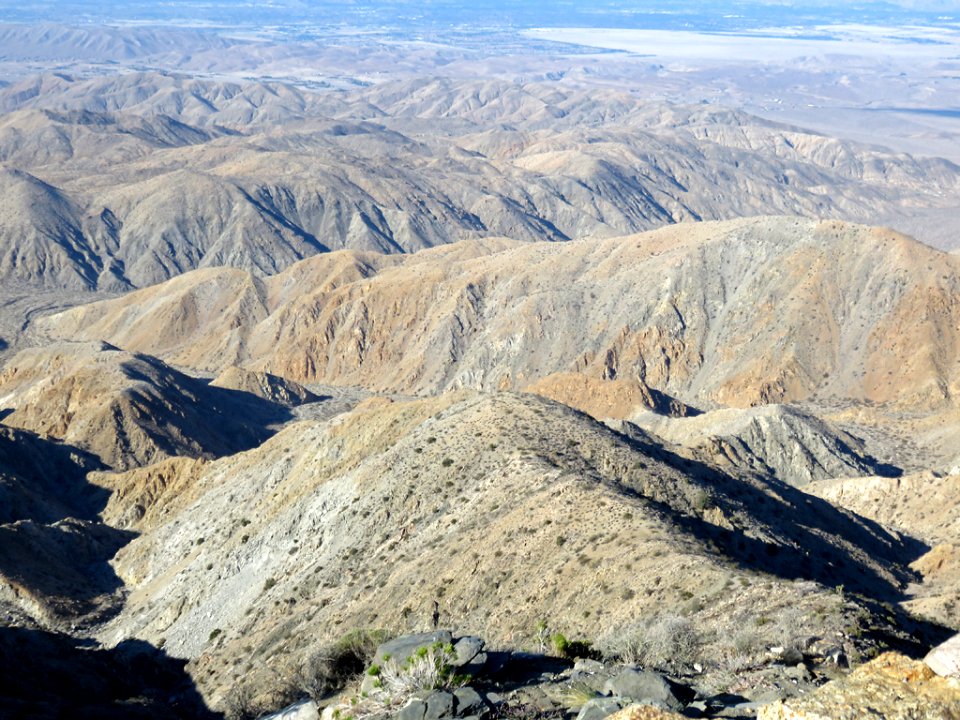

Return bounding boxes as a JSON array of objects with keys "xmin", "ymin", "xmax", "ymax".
[
  {"xmin": 39, "ymin": 218, "xmax": 960, "ymax": 416},
  {"xmin": 628, "ymin": 404, "xmax": 896, "ymax": 488},
  {"xmin": 0, "ymin": 341, "xmax": 293, "ymax": 470},
  {"xmin": 83, "ymin": 390, "xmax": 938, "ymax": 712}
]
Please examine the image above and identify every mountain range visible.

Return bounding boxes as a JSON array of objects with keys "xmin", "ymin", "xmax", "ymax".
[{"xmin": 0, "ymin": 73, "xmax": 958, "ymax": 294}]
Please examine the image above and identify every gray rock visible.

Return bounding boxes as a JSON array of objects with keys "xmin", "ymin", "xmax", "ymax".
[
  {"xmin": 809, "ymin": 641, "xmax": 847, "ymax": 667},
  {"xmin": 768, "ymin": 645, "xmax": 804, "ymax": 664},
  {"xmin": 453, "ymin": 636, "xmax": 484, "ymax": 667},
  {"xmin": 715, "ymin": 700, "xmax": 768, "ymax": 717},
  {"xmin": 568, "ymin": 671, "xmax": 612, "ymax": 696},
  {"xmin": 453, "ymin": 686, "xmax": 486, "ymax": 717},
  {"xmin": 575, "ymin": 697, "xmax": 627, "ymax": 720},
  {"xmin": 573, "ymin": 658, "xmax": 605, "ymax": 674},
  {"xmin": 425, "ymin": 690, "xmax": 455, "ymax": 720},
  {"xmin": 715, "ymin": 704, "xmax": 764, "ymax": 719},
  {"xmin": 395, "ymin": 699, "xmax": 428, "ymax": 720},
  {"xmin": 783, "ymin": 663, "xmax": 811, "ymax": 682},
  {"xmin": 462, "ymin": 651, "xmax": 489, "ymax": 678},
  {"xmin": 262, "ymin": 699, "xmax": 321, "ymax": 720},
  {"xmin": 603, "ymin": 669, "xmax": 683, "ymax": 711},
  {"xmin": 375, "ymin": 631, "xmax": 454, "ymax": 665},
  {"xmin": 925, "ymin": 633, "xmax": 960, "ymax": 678}
]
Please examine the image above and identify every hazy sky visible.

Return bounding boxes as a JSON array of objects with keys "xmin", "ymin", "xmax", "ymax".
[{"xmin": 0, "ymin": 1, "xmax": 956, "ymax": 30}]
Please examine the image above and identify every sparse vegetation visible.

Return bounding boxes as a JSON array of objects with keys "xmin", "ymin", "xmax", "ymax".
[
  {"xmin": 551, "ymin": 633, "xmax": 599, "ymax": 660},
  {"xmin": 297, "ymin": 629, "xmax": 389, "ymax": 700},
  {"xmin": 326, "ymin": 640, "xmax": 470, "ymax": 719},
  {"xmin": 600, "ymin": 613, "xmax": 699, "ymax": 670}
]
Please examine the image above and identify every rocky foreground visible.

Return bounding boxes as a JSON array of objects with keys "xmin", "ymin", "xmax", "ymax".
[{"xmin": 247, "ymin": 629, "xmax": 960, "ymax": 720}]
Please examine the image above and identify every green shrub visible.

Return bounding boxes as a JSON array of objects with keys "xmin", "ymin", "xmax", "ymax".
[{"xmin": 551, "ymin": 633, "xmax": 600, "ymax": 660}]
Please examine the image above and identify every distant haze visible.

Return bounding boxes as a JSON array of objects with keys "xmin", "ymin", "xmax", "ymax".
[{"xmin": 0, "ymin": 1, "xmax": 955, "ymax": 34}]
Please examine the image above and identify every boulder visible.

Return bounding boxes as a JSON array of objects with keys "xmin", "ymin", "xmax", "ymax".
[
  {"xmin": 603, "ymin": 670, "xmax": 684, "ymax": 711},
  {"xmin": 374, "ymin": 630, "xmax": 454, "ymax": 665},
  {"xmin": 925, "ymin": 633, "xmax": 960, "ymax": 678},
  {"xmin": 453, "ymin": 687, "xmax": 487, "ymax": 716},
  {"xmin": 576, "ymin": 697, "xmax": 628, "ymax": 720},
  {"xmin": 573, "ymin": 658, "xmax": 606, "ymax": 674},
  {"xmin": 395, "ymin": 698, "xmax": 428, "ymax": 720},
  {"xmin": 758, "ymin": 652, "xmax": 960, "ymax": 720},
  {"xmin": 453, "ymin": 637, "xmax": 484, "ymax": 667},
  {"xmin": 425, "ymin": 690, "xmax": 455, "ymax": 720}
]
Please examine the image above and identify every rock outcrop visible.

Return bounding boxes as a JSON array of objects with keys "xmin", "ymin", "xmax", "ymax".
[
  {"xmin": 210, "ymin": 366, "xmax": 319, "ymax": 407},
  {"xmin": 926, "ymin": 634, "xmax": 960, "ymax": 679},
  {"xmin": 757, "ymin": 652, "xmax": 960, "ymax": 720}
]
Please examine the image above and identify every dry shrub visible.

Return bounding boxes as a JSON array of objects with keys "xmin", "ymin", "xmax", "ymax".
[
  {"xmin": 598, "ymin": 613, "xmax": 700, "ymax": 670},
  {"xmin": 297, "ymin": 629, "xmax": 388, "ymax": 700}
]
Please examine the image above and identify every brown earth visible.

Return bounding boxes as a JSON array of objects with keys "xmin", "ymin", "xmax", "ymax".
[{"xmin": 39, "ymin": 218, "xmax": 960, "ymax": 414}]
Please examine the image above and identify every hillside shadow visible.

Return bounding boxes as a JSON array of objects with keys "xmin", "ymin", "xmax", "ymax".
[
  {"xmin": 0, "ymin": 427, "xmax": 109, "ymax": 523},
  {"xmin": 608, "ymin": 427, "xmax": 956, "ymax": 653},
  {"xmin": 120, "ymin": 356, "xmax": 297, "ymax": 460},
  {"xmin": 0, "ymin": 429, "xmax": 132, "ymax": 622},
  {"xmin": 0, "ymin": 520, "xmax": 135, "ymax": 622},
  {"xmin": 828, "ymin": 434, "xmax": 901, "ymax": 479},
  {"xmin": 0, "ymin": 628, "xmax": 220, "ymax": 719}
]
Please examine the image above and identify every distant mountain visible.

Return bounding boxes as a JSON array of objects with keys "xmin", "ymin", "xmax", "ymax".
[
  {"xmin": 0, "ymin": 74, "xmax": 957, "ymax": 290},
  {"xmin": 0, "ymin": 23, "xmax": 238, "ymax": 63}
]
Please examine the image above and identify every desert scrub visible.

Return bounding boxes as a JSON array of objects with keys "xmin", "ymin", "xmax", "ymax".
[
  {"xmin": 380, "ymin": 642, "xmax": 470, "ymax": 695},
  {"xmin": 551, "ymin": 633, "xmax": 600, "ymax": 661},
  {"xmin": 327, "ymin": 641, "xmax": 470, "ymax": 718},
  {"xmin": 598, "ymin": 613, "xmax": 700, "ymax": 671},
  {"xmin": 297, "ymin": 629, "xmax": 389, "ymax": 700}
]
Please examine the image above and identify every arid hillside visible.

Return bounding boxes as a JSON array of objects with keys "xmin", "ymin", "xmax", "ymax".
[
  {"xmin": 0, "ymin": 341, "xmax": 293, "ymax": 470},
  {"xmin": 3, "ymin": 218, "xmax": 959, "ymax": 717},
  {"xmin": 90, "ymin": 391, "xmax": 933, "ymax": 710},
  {"xmin": 40, "ymin": 217, "xmax": 960, "ymax": 415}
]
